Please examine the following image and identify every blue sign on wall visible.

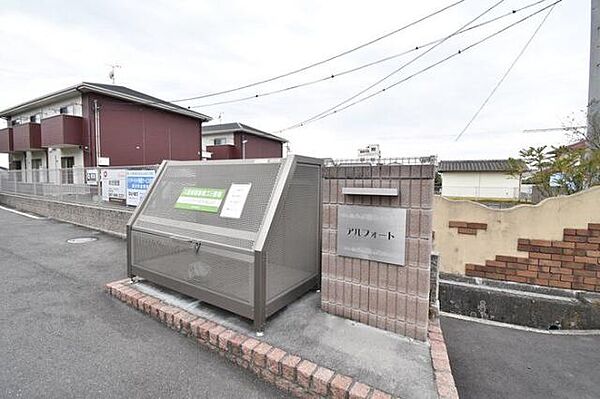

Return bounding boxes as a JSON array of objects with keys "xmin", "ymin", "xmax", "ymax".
[{"xmin": 126, "ymin": 170, "xmax": 156, "ymax": 206}]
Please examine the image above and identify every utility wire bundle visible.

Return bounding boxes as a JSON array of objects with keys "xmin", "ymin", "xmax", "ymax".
[{"xmin": 124, "ymin": 0, "xmax": 562, "ymax": 137}]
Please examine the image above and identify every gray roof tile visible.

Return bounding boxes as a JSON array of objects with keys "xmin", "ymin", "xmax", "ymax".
[{"xmin": 438, "ymin": 159, "xmax": 514, "ymax": 172}]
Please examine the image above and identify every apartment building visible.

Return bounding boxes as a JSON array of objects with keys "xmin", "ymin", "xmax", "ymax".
[
  {"xmin": 0, "ymin": 82, "xmax": 211, "ymax": 174},
  {"xmin": 203, "ymin": 122, "xmax": 287, "ymax": 160}
]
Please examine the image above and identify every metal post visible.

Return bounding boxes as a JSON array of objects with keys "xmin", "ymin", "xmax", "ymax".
[
  {"xmin": 253, "ymin": 250, "xmax": 266, "ymax": 335},
  {"xmin": 589, "ymin": 0, "xmax": 600, "ymax": 145},
  {"xmin": 127, "ymin": 224, "xmax": 133, "ymax": 278}
]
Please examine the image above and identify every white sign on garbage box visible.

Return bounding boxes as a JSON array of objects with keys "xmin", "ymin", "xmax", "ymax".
[
  {"xmin": 101, "ymin": 169, "xmax": 127, "ymax": 202},
  {"xmin": 126, "ymin": 170, "xmax": 156, "ymax": 206},
  {"xmin": 220, "ymin": 183, "xmax": 252, "ymax": 219}
]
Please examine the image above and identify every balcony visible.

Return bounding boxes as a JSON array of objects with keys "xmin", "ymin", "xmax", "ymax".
[
  {"xmin": 0, "ymin": 128, "xmax": 13, "ymax": 153},
  {"xmin": 41, "ymin": 114, "xmax": 83, "ymax": 148},
  {"xmin": 13, "ymin": 123, "xmax": 42, "ymax": 151},
  {"xmin": 206, "ymin": 144, "xmax": 240, "ymax": 160}
]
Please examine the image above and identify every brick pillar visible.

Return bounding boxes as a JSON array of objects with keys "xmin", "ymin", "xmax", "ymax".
[{"xmin": 321, "ymin": 164, "xmax": 434, "ymax": 341}]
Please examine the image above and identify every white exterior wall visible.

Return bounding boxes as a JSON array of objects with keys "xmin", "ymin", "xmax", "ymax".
[
  {"xmin": 441, "ymin": 172, "xmax": 521, "ymax": 199},
  {"xmin": 11, "ymin": 94, "xmax": 83, "ymax": 124},
  {"xmin": 47, "ymin": 147, "xmax": 84, "ymax": 184},
  {"xmin": 201, "ymin": 132, "xmax": 235, "ymax": 151}
]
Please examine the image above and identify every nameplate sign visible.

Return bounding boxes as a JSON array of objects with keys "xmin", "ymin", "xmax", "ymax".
[{"xmin": 337, "ymin": 205, "xmax": 407, "ymax": 265}]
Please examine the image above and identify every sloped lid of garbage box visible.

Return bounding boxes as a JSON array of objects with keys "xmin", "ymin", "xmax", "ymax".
[{"xmin": 132, "ymin": 158, "xmax": 285, "ymax": 250}]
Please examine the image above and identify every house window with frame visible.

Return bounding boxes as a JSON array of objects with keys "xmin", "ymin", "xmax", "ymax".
[
  {"xmin": 30, "ymin": 114, "xmax": 41, "ymax": 123},
  {"xmin": 59, "ymin": 106, "xmax": 70, "ymax": 115},
  {"xmin": 213, "ymin": 138, "xmax": 226, "ymax": 145}
]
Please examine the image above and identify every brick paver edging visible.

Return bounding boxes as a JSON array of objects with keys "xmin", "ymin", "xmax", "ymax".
[
  {"xmin": 106, "ymin": 279, "xmax": 402, "ymax": 399},
  {"xmin": 428, "ymin": 318, "xmax": 459, "ymax": 399}
]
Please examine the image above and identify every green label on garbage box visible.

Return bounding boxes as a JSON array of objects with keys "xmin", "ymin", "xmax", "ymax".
[{"xmin": 175, "ymin": 187, "xmax": 226, "ymax": 213}]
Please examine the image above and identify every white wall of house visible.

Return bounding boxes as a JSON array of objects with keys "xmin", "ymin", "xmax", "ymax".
[
  {"xmin": 47, "ymin": 147, "xmax": 84, "ymax": 184},
  {"xmin": 441, "ymin": 172, "xmax": 521, "ymax": 199},
  {"xmin": 201, "ymin": 132, "xmax": 235, "ymax": 151},
  {"xmin": 10, "ymin": 94, "xmax": 83, "ymax": 124},
  {"xmin": 60, "ymin": 147, "xmax": 84, "ymax": 168}
]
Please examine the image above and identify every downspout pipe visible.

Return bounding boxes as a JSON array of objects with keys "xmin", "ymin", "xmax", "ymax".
[{"xmin": 93, "ymin": 99, "xmax": 101, "ymax": 166}]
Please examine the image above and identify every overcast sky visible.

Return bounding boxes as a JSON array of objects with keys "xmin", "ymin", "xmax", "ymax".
[{"xmin": 0, "ymin": 0, "xmax": 590, "ymax": 167}]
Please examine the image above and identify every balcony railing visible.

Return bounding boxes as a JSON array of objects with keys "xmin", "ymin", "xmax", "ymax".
[
  {"xmin": 13, "ymin": 122, "xmax": 42, "ymax": 151},
  {"xmin": 41, "ymin": 114, "xmax": 84, "ymax": 148},
  {"xmin": 0, "ymin": 128, "xmax": 13, "ymax": 153}
]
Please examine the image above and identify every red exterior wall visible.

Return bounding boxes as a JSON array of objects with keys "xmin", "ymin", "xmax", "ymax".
[
  {"xmin": 81, "ymin": 93, "xmax": 202, "ymax": 167},
  {"xmin": 234, "ymin": 132, "xmax": 283, "ymax": 159},
  {"xmin": 0, "ymin": 128, "xmax": 13, "ymax": 153},
  {"xmin": 40, "ymin": 114, "xmax": 83, "ymax": 148},
  {"xmin": 206, "ymin": 132, "xmax": 282, "ymax": 160},
  {"xmin": 13, "ymin": 123, "xmax": 42, "ymax": 151},
  {"xmin": 206, "ymin": 144, "xmax": 239, "ymax": 160}
]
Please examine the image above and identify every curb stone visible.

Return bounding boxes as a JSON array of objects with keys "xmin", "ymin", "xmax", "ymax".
[
  {"xmin": 105, "ymin": 279, "xmax": 455, "ymax": 399},
  {"xmin": 428, "ymin": 318, "xmax": 460, "ymax": 399}
]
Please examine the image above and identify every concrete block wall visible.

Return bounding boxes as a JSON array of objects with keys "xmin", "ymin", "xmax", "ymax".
[
  {"xmin": 0, "ymin": 193, "xmax": 131, "ymax": 237},
  {"xmin": 321, "ymin": 164, "xmax": 434, "ymax": 341}
]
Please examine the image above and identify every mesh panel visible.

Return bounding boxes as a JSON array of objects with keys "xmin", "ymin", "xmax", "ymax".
[
  {"xmin": 131, "ymin": 230, "xmax": 253, "ymax": 303},
  {"xmin": 135, "ymin": 162, "xmax": 282, "ymax": 237},
  {"xmin": 265, "ymin": 163, "xmax": 320, "ymax": 301}
]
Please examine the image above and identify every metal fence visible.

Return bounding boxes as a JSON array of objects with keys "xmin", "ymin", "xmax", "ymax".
[
  {"xmin": 0, "ymin": 165, "xmax": 159, "ymax": 208},
  {"xmin": 324, "ymin": 155, "xmax": 437, "ymax": 166}
]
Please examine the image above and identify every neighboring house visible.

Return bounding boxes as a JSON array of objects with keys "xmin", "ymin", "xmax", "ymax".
[
  {"xmin": 0, "ymin": 82, "xmax": 211, "ymax": 173},
  {"xmin": 202, "ymin": 123, "xmax": 287, "ymax": 160},
  {"xmin": 438, "ymin": 159, "xmax": 523, "ymax": 200}
]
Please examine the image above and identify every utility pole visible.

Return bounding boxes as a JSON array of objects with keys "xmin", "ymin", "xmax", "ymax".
[{"xmin": 588, "ymin": 0, "xmax": 600, "ymax": 145}]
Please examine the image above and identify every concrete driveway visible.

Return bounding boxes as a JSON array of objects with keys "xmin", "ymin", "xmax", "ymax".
[{"xmin": 0, "ymin": 208, "xmax": 287, "ymax": 398}]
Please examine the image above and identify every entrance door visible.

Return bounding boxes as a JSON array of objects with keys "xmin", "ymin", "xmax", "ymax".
[{"xmin": 61, "ymin": 156, "xmax": 75, "ymax": 184}]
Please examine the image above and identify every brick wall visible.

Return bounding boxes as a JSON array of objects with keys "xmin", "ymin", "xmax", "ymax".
[
  {"xmin": 321, "ymin": 164, "xmax": 434, "ymax": 341},
  {"xmin": 466, "ymin": 223, "xmax": 600, "ymax": 292},
  {"xmin": 448, "ymin": 220, "xmax": 487, "ymax": 235}
]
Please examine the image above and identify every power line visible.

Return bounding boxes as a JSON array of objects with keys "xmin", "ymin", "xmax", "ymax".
[
  {"xmin": 277, "ymin": 0, "xmax": 506, "ymax": 133},
  {"xmin": 168, "ymin": 0, "xmax": 467, "ymax": 103},
  {"xmin": 189, "ymin": 0, "xmax": 551, "ymax": 109},
  {"xmin": 272, "ymin": 0, "xmax": 562, "ymax": 134},
  {"xmin": 454, "ymin": 3, "xmax": 557, "ymax": 141}
]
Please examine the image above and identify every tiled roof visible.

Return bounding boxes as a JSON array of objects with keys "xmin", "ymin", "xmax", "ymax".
[
  {"xmin": 203, "ymin": 122, "xmax": 288, "ymax": 143},
  {"xmin": 438, "ymin": 159, "xmax": 514, "ymax": 172}
]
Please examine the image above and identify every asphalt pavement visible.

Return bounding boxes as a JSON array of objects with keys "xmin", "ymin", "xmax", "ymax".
[
  {"xmin": 3, "ymin": 205, "xmax": 599, "ymax": 399},
  {"xmin": 442, "ymin": 315, "xmax": 600, "ymax": 399},
  {"xmin": 0, "ymin": 208, "xmax": 288, "ymax": 399}
]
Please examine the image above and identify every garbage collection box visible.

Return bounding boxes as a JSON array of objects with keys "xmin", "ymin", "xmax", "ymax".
[{"xmin": 127, "ymin": 155, "xmax": 322, "ymax": 331}]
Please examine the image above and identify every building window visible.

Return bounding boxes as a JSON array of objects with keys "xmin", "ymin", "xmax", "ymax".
[
  {"xmin": 213, "ymin": 138, "xmax": 226, "ymax": 145},
  {"xmin": 59, "ymin": 106, "xmax": 70, "ymax": 115},
  {"xmin": 10, "ymin": 119, "xmax": 19, "ymax": 126},
  {"xmin": 30, "ymin": 114, "xmax": 41, "ymax": 123}
]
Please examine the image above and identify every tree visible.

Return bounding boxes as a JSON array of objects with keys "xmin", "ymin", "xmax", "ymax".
[
  {"xmin": 508, "ymin": 145, "xmax": 600, "ymax": 198},
  {"xmin": 564, "ymin": 109, "xmax": 600, "ymax": 151}
]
